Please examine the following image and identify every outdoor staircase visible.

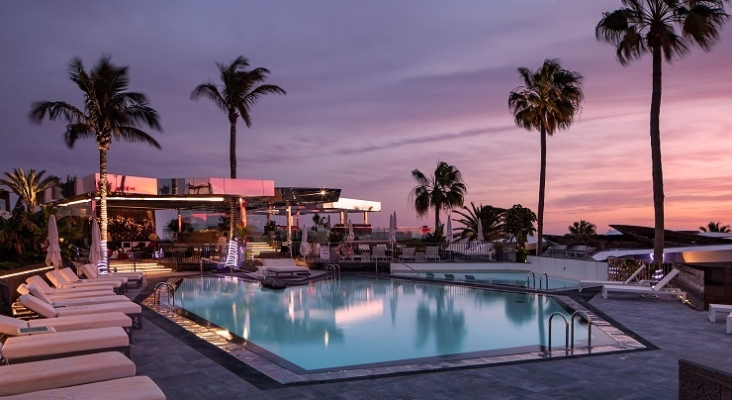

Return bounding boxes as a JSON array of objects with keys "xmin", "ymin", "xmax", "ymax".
[
  {"xmin": 108, "ymin": 260, "xmax": 171, "ymax": 274},
  {"xmin": 247, "ymin": 241, "xmax": 278, "ymax": 257}
]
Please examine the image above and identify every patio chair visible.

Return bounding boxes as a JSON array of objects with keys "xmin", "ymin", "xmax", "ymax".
[
  {"xmin": 2, "ymin": 375, "xmax": 166, "ymax": 400},
  {"xmin": 372, "ymin": 246, "xmax": 389, "ymax": 262},
  {"xmin": 80, "ymin": 263, "xmax": 143, "ymax": 288},
  {"xmin": 601, "ymin": 268, "xmax": 686, "ymax": 302},
  {"xmin": 399, "ymin": 247, "xmax": 416, "ymax": 262},
  {"xmin": 26, "ymin": 275, "xmax": 116, "ymax": 298},
  {"xmin": 0, "ymin": 352, "xmax": 135, "ymax": 396},
  {"xmin": 578, "ymin": 265, "xmax": 647, "ymax": 292},
  {"xmin": 18, "ymin": 294, "xmax": 143, "ymax": 329},
  {"xmin": 425, "ymin": 246, "xmax": 440, "ymax": 261},
  {"xmin": 26, "ymin": 284, "xmax": 131, "ymax": 307},
  {"xmin": 0, "ymin": 327, "xmax": 130, "ymax": 364}
]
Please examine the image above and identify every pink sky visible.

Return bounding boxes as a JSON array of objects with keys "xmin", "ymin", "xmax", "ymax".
[{"xmin": 1, "ymin": 1, "xmax": 731, "ymax": 235}]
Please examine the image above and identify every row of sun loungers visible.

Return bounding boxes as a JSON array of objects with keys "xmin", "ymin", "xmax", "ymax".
[{"xmin": 0, "ymin": 272, "xmax": 165, "ymax": 399}]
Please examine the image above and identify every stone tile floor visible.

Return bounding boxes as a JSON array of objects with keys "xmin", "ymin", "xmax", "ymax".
[{"xmin": 127, "ymin": 273, "xmax": 732, "ymax": 399}]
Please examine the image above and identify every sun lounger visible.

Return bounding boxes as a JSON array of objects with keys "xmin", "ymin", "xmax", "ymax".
[
  {"xmin": 0, "ymin": 313, "xmax": 132, "ymax": 339},
  {"xmin": 399, "ymin": 247, "xmax": 417, "ymax": 262},
  {"xmin": 579, "ymin": 265, "xmax": 647, "ymax": 292},
  {"xmin": 708, "ymin": 303, "xmax": 732, "ymax": 322},
  {"xmin": 27, "ymin": 284, "xmax": 130, "ymax": 307},
  {"xmin": 80, "ymin": 263, "xmax": 143, "ymax": 288},
  {"xmin": 261, "ymin": 259, "xmax": 310, "ymax": 277},
  {"xmin": 2, "ymin": 375, "xmax": 166, "ymax": 400},
  {"xmin": 0, "ymin": 351, "xmax": 135, "ymax": 396},
  {"xmin": 59, "ymin": 267, "xmax": 128, "ymax": 289},
  {"xmin": 0, "ymin": 326, "xmax": 129, "ymax": 364},
  {"xmin": 425, "ymin": 246, "xmax": 440, "ymax": 261},
  {"xmin": 601, "ymin": 268, "xmax": 686, "ymax": 302},
  {"xmin": 19, "ymin": 294, "xmax": 143, "ymax": 329},
  {"xmin": 45, "ymin": 270, "xmax": 123, "ymax": 294},
  {"xmin": 26, "ymin": 275, "xmax": 116, "ymax": 297}
]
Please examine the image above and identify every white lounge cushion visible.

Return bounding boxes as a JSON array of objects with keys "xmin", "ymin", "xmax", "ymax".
[
  {"xmin": 28, "ymin": 284, "xmax": 129, "ymax": 306},
  {"xmin": 1, "ymin": 375, "xmax": 165, "ymax": 400},
  {"xmin": 46, "ymin": 271, "xmax": 119, "ymax": 290},
  {"xmin": 0, "ymin": 351, "xmax": 135, "ymax": 396},
  {"xmin": 28, "ymin": 312, "xmax": 132, "ymax": 333},
  {"xmin": 0, "ymin": 315, "xmax": 29, "ymax": 337},
  {"xmin": 19, "ymin": 294, "xmax": 141, "ymax": 319},
  {"xmin": 27, "ymin": 275, "xmax": 114, "ymax": 295},
  {"xmin": 0, "ymin": 327, "xmax": 128, "ymax": 362}
]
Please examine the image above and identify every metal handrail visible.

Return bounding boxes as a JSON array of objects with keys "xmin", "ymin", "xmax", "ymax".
[
  {"xmin": 548, "ymin": 312, "xmax": 569, "ymax": 356},
  {"xmin": 539, "ymin": 272, "xmax": 549, "ymax": 290},
  {"xmin": 326, "ymin": 263, "xmax": 341, "ymax": 279},
  {"xmin": 570, "ymin": 310, "xmax": 592, "ymax": 350},
  {"xmin": 527, "ymin": 271, "xmax": 536, "ymax": 289},
  {"xmin": 153, "ymin": 282, "xmax": 176, "ymax": 307}
]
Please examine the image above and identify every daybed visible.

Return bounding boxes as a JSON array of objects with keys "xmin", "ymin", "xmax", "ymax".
[
  {"xmin": 26, "ymin": 284, "xmax": 130, "ymax": 307},
  {"xmin": 19, "ymin": 294, "xmax": 143, "ymax": 329},
  {"xmin": 0, "ymin": 327, "xmax": 129, "ymax": 364},
  {"xmin": 0, "ymin": 313, "xmax": 132, "ymax": 339},
  {"xmin": 261, "ymin": 259, "xmax": 310, "ymax": 278},
  {"xmin": 0, "ymin": 351, "xmax": 135, "ymax": 396},
  {"xmin": 45, "ymin": 270, "xmax": 123, "ymax": 294},
  {"xmin": 1, "ymin": 375, "xmax": 165, "ymax": 400}
]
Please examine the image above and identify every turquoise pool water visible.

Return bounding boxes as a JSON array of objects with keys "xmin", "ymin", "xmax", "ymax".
[
  {"xmin": 395, "ymin": 271, "xmax": 578, "ymax": 290},
  {"xmin": 175, "ymin": 276, "xmax": 605, "ymax": 372}
]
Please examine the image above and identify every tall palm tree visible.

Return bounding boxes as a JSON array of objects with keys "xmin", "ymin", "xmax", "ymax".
[
  {"xmin": 569, "ymin": 220, "xmax": 597, "ymax": 236},
  {"xmin": 410, "ymin": 161, "xmax": 467, "ymax": 232},
  {"xmin": 597, "ymin": 0, "xmax": 730, "ymax": 264},
  {"xmin": 0, "ymin": 168, "xmax": 59, "ymax": 212},
  {"xmin": 508, "ymin": 59, "xmax": 584, "ymax": 256},
  {"xmin": 191, "ymin": 56, "xmax": 286, "ymax": 239},
  {"xmin": 700, "ymin": 221, "xmax": 731, "ymax": 233},
  {"xmin": 30, "ymin": 56, "xmax": 162, "ymax": 259},
  {"xmin": 452, "ymin": 202, "xmax": 506, "ymax": 242}
]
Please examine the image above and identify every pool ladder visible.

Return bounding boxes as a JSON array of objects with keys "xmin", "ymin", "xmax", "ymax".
[
  {"xmin": 527, "ymin": 272, "xmax": 549, "ymax": 290},
  {"xmin": 546, "ymin": 310, "xmax": 592, "ymax": 357},
  {"xmin": 326, "ymin": 263, "xmax": 341, "ymax": 279},
  {"xmin": 153, "ymin": 282, "xmax": 176, "ymax": 308}
]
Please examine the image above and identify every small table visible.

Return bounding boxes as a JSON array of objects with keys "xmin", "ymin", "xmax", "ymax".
[{"xmin": 17, "ymin": 326, "xmax": 56, "ymax": 336}]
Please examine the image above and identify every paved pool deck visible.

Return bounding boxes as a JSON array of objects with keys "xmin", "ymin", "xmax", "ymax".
[{"xmin": 128, "ymin": 273, "xmax": 732, "ymax": 399}]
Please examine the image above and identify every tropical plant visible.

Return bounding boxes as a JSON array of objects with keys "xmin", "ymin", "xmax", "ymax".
[
  {"xmin": 452, "ymin": 202, "xmax": 506, "ymax": 242},
  {"xmin": 312, "ymin": 214, "xmax": 329, "ymax": 230},
  {"xmin": 0, "ymin": 168, "xmax": 59, "ymax": 212},
  {"xmin": 422, "ymin": 224, "xmax": 445, "ymax": 243},
  {"xmin": 58, "ymin": 175, "xmax": 77, "ymax": 198},
  {"xmin": 569, "ymin": 220, "xmax": 597, "ymax": 237},
  {"xmin": 597, "ymin": 0, "xmax": 730, "ymax": 263},
  {"xmin": 29, "ymin": 55, "xmax": 162, "ymax": 260},
  {"xmin": 191, "ymin": 56, "xmax": 286, "ymax": 241},
  {"xmin": 503, "ymin": 204, "xmax": 537, "ymax": 251},
  {"xmin": 0, "ymin": 202, "xmax": 43, "ymax": 265},
  {"xmin": 700, "ymin": 221, "xmax": 731, "ymax": 233},
  {"xmin": 508, "ymin": 59, "xmax": 584, "ymax": 256},
  {"xmin": 409, "ymin": 161, "xmax": 468, "ymax": 231}
]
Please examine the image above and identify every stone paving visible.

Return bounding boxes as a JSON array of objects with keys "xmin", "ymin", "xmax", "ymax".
[{"xmin": 127, "ymin": 273, "xmax": 732, "ymax": 399}]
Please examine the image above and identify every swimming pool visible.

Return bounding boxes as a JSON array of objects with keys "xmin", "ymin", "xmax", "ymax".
[
  {"xmin": 174, "ymin": 276, "xmax": 612, "ymax": 372},
  {"xmin": 394, "ymin": 270, "xmax": 578, "ymax": 290}
]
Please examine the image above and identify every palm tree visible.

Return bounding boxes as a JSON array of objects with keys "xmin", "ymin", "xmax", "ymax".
[
  {"xmin": 508, "ymin": 59, "xmax": 584, "ymax": 256},
  {"xmin": 0, "ymin": 168, "xmax": 59, "ymax": 212},
  {"xmin": 452, "ymin": 203, "xmax": 506, "ymax": 242},
  {"xmin": 700, "ymin": 221, "xmax": 731, "ymax": 233},
  {"xmin": 503, "ymin": 204, "xmax": 537, "ymax": 251},
  {"xmin": 569, "ymin": 220, "xmax": 597, "ymax": 236},
  {"xmin": 409, "ymin": 161, "xmax": 467, "ymax": 232},
  {"xmin": 191, "ymin": 56, "xmax": 286, "ymax": 239},
  {"xmin": 30, "ymin": 56, "xmax": 162, "ymax": 258},
  {"xmin": 0, "ymin": 202, "xmax": 43, "ymax": 265},
  {"xmin": 597, "ymin": 0, "xmax": 730, "ymax": 264}
]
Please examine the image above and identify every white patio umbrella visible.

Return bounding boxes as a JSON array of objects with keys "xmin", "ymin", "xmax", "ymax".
[
  {"xmin": 347, "ymin": 219, "xmax": 354, "ymax": 242},
  {"xmin": 300, "ymin": 230, "xmax": 309, "ymax": 257},
  {"xmin": 392, "ymin": 211, "xmax": 397, "ymax": 230},
  {"xmin": 388, "ymin": 214, "xmax": 396, "ymax": 244},
  {"xmin": 45, "ymin": 215, "xmax": 62, "ymax": 270},
  {"xmin": 90, "ymin": 218, "xmax": 104, "ymax": 266},
  {"xmin": 445, "ymin": 214, "xmax": 453, "ymax": 244},
  {"xmin": 477, "ymin": 219, "xmax": 484, "ymax": 242}
]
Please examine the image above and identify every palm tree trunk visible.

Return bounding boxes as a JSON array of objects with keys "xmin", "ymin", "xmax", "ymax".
[
  {"xmin": 228, "ymin": 113, "xmax": 238, "ymax": 241},
  {"xmin": 536, "ymin": 128, "xmax": 547, "ymax": 256},
  {"xmin": 650, "ymin": 45, "xmax": 665, "ymax": 264},
  {"xmin": 99, "ymin": 148, "xmax": 109, "ymax": 266},
  {"xmin": 434, "ymin": 206, "xmax": 441, "ymax": 233}
]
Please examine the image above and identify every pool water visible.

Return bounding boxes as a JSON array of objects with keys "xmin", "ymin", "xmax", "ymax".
[
  {"xmin": 396, "ymin": 271, "xmax": 578, "ymax": 290},
  {"xmin": 175, "ymin": 277, "xmax": 608, "ymax": 372}
]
